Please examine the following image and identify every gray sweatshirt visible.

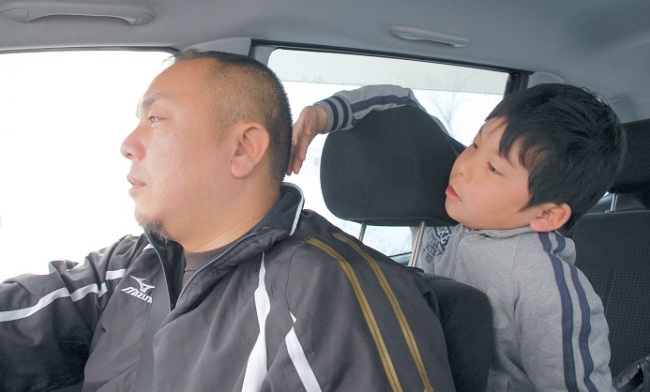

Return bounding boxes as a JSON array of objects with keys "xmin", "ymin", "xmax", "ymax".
[{"xmin": 415, "ymin": 224, "xmax": 613, "ymax": 391}]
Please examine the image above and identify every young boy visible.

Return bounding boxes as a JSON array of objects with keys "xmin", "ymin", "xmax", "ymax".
[{"xmin": 289, "ymin": 83, "xmax": 626, "ymax": 391}]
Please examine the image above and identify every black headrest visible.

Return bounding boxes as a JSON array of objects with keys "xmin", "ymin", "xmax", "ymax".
[
  {"xmin": 320, "ymin": 105, "xmax": 463, "ymax": 227},
  {"xmin": 610, "ymin": 119, "xmax": 650, "ymax": 194}
]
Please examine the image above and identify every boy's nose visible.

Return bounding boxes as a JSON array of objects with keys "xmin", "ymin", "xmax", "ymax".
[{"xmin": 452, "ymin": 153, "xmax": 472, "ymax": 182}]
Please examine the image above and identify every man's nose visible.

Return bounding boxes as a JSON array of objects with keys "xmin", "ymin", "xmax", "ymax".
[{"xmin": 120, "ymin": 125, "xmax": 143, "ymax": 161}]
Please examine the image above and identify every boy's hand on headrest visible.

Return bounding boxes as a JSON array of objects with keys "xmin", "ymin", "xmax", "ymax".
[{"xmin": 287, "ymin": 104, "xmax": 327, "ymax": 175}]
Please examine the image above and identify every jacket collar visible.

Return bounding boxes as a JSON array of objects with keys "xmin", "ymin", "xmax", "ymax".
[
  {"xmin": 145, "ymin": 183, "xmax": 305, "ymax": 307},
  {"xmin": 145, "ymin": 183, "xmax": 305, "ymax": 261}
]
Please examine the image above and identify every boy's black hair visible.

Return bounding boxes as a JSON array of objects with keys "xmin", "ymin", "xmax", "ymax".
[{"xmin": 487, "ymin": 83, "xmax": 627, "ymax": 231}]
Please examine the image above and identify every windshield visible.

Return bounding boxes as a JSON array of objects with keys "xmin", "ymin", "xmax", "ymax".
[{"xmin": 0, "ymin": 50, "xmax": 169, "ymax": 281}]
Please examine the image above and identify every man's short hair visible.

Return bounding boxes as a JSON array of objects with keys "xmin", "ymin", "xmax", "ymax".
[
  {"xmin": 172, "ymin": 50, "xmax": 292, "ymax": 185},
  {"xmin": 487, "ymin": 83, "xmax": 627, "ymax": 231}
]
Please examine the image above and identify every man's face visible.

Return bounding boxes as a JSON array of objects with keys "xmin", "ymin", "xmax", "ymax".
[
  {"xmin": 444, "ymin": 117, "xmax": 540, "ymax": 230},
  {"xmin": 121, "ymin": 59, "xmax": 231, "ymax": 239}
]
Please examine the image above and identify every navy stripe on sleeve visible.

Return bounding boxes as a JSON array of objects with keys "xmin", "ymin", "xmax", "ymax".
[
  {"xmin": 539, "ymin": 232, "xmax": 579, "ymax": 392},
  {"xmin": 322, "ymin": 99, "xmax": 339, "ymax": 132},
  {"xmin": 555, "ymin": 234, "xmax": 598, "ymax": 392},
  {"xmin": 331, "ymin": 96, "xmax": 349, "ymax": 130}
]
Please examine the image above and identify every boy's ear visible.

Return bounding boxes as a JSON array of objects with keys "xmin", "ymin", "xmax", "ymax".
[
  {"xmin": 529, "ymin": 203, "xmax": 572, "ymax": 232},
  {"xmin": 230, "ymin": 121, "xmax": 271, "ymax": 179}
]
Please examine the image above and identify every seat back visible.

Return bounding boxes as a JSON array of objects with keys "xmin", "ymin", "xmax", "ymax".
[
  {"xmin": 320, "ymin": 105, "xmax": 492, "ymax": 392},
  {"xmin": 572, "ymin": 118, "xmax": 650, "ymax": 376}
]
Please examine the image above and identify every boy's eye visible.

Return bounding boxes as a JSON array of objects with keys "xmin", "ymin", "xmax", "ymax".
[{"xmin": 488, "ymin": 162, "xmax": 501, "ymax": 175}]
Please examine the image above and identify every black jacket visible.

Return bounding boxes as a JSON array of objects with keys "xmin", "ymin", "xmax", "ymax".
[{"xmin": 0, "ymin": 184, "xmax": 455, "ymax": 391}]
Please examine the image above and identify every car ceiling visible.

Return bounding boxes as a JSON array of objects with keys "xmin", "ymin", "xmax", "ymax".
[{"xmin": 1, "ymin": 0, "xmax": 649, "ymax": 122}]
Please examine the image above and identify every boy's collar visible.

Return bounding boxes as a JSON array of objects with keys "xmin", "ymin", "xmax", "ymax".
[{"xmin": 461, "ymin": 224, "xmax": 537, "ymax": 238}]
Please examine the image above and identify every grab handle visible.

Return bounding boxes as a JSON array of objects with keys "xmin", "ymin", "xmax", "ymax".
[{"xmin": 0, "ymin": 0, "xmax": 155, "ymax": 25}]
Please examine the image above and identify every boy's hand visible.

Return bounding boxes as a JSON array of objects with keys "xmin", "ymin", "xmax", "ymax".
[{"xmin": 287, "ymin": 104, "xmax": 327, "ymax": 175}]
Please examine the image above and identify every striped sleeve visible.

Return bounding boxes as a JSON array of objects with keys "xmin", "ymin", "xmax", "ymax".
[
  {"xmin": 0, "ymin": 267, "xmax": 126, "ymax": 323},
  {"xmin": 514, "ymin": 232, "xmax": 613, "ymax": 392},
  {"xmin": 0, "ymin": 235, "xmax": 144, "ymax": 390},
  {"xmin": 315, "ymin": 84, "xmax": 426, "ymax": 133}
]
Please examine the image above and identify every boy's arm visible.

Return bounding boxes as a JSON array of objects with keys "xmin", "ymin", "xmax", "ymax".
[
  {"xmin": 514, "ymin": 245, "xmax": 613, "ymax": 391},
  {"xmin": 316, "ymin": 84, "xmax": 426, "ymax": 133},
  {"xmin": 0, "ymin": 235, "xmax": 143, "ymax": 390},
  {"xmin": 288, "ymin": 84, "xmax": 429, "ymax": 175}
]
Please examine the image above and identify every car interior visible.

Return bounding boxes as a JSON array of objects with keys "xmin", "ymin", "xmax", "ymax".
[{"xmin": 1, "ymin": 0, "xmax": 649, "ymax": 390}]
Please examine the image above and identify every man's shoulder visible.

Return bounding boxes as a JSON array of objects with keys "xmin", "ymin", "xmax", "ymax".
[
  {"xmin": 272, "ymin": 210, "xmax": 408, "ymax": 275},
  {"xmin": 292, "ymin": 211, "xmax": 387, "ymax": 257},
  {"xmin": 271, "ymin": 212, "xmax": 432, "ymax": 313}
]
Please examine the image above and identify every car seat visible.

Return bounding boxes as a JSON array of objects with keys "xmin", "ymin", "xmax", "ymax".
[
  {"xmin": 572, "ymin": 118, "xmax": 650, "ymax": 379},
  {"xmin": 319, "ymin": 105, "xmax": 492, "ymax": 392}
]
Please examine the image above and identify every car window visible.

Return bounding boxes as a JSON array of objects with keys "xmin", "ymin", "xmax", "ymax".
[
  {"xmin": 0, "ymin": 50, "xmax": 170, "ymax": 281},
  {"xmin": 0, "ymin": 48, "xmax": 507, "ymax": 282},
  {"xmin": 269, "ymin": 49, "xmax": 508, "ymax": 256}
]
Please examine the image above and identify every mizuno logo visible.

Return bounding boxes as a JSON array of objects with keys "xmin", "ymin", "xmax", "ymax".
[
  {"xmin": 121, "ymin": 276, "xmax": 155, "ymax": 304},
  {"xmin": 131, "ymin": 276, "xmax": 156, "ymax": 293}
]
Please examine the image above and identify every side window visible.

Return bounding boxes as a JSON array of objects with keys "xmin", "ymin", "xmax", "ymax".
[
  {"xmin": 0, "ymin": 51, "xmax": 170, "ymax": 281},
  {"xmin": 269, "ymin": 49, "xmax": 508, "ymax": 256}
]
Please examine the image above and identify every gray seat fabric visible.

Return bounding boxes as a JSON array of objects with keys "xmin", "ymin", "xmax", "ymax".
[
  {"xmin": 573, "ymin": 212, "xmax": 650, "ymax": 375},
  {"xmin": 572, "ymin": 118, "xmax": 650, "ymax": 376},
  {"xmin": 320, "ymin": 105, "xmax": 492, "ymax": 392}
]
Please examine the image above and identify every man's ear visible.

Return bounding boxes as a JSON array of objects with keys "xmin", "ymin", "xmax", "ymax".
[
  {"xmin": 230, "ymin": 122, "xmax": 271, "ymax": 179},
  {"xmin": 529, "ymin": 203, "xmax": 572, "ymax": 232}
]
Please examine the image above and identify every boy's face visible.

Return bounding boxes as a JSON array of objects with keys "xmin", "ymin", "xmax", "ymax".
[{"xmin": 445, "ymin": 117, "xmax": 542, "ymax": 230}]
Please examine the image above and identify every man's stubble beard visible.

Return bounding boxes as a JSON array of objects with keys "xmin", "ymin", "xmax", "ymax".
[{"xmin": 135, "ymin": 212, "xmax": 170, "ymax": 243}]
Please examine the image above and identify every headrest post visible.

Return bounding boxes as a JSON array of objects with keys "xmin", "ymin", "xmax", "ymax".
[
  {"xmin": 358, "ymin": 223, "xmax": 367, "ymax": 241},
  {"xmin": 409, "ymin": 220, "xmax": 427, "ymax": 267},
  {"xmin": 610, "ymin": 193, "xmax": 619, "ymax": 212}
]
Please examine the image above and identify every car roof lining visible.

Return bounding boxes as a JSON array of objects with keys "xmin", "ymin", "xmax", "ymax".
[{"xmin": 1, "ymin": 0, "xmax": 650, "ymax": 121}]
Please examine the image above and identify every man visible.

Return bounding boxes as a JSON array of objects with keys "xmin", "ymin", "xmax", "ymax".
[{"xmin": 0, "ymin": 51, "xmax": 455, "ymax": 391}]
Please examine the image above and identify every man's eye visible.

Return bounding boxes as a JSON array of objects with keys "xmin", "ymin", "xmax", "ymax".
[{"xmin": 148, "ymin": 116, "xmax": 159, "ymax": 123}]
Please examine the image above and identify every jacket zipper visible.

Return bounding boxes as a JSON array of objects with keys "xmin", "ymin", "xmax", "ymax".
[{"xmin": 177, "ymin": 232, "xmax": 257, "ymax": 300}]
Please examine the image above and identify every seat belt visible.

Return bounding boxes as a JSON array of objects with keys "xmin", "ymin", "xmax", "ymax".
[{"xmin": 131, "ymin": 272, "xmax": 171, "ymax": 392}]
